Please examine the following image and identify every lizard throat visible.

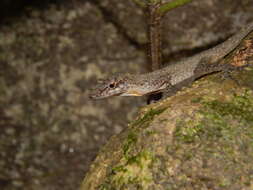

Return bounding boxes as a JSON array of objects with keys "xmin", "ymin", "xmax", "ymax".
[{"xmin": 121, "ymin": 90, "xmax": 144, "ymax": 96}]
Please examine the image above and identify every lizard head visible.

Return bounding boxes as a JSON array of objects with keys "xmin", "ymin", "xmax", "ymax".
[
  {"xmin": 89, "ymin": 74, "xmax": 136, "ymax": 99},
  {"xmin": 89, "ymin": 73, "xmax": 171, "ymax": 99}
]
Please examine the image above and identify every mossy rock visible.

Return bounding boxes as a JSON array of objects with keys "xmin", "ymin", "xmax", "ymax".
[{"xmin": 81, "ymin": 32, "xmax": 253, "ymax": 190}]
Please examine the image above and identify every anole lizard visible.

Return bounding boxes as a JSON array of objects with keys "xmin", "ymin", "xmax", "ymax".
[{"xmin": 90, "ymin": 23, "xmax": 253, "ymax": 99}]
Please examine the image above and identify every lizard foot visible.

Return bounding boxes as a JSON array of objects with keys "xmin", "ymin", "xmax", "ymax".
[
  {"xmin": 220, "ymin": 67, "xmax": 241, "ymax": 86},
  {"xmin": 147, "ymin": 93, "xmax": 163, "ymax": 104}
]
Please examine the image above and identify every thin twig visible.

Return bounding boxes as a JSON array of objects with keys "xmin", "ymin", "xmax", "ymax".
[
  {"xmin": 158, "ymin": 0, "xmax": 193, "ymax": 15},
  {"xmin": 147, "ymin": 1, "xmax": 162, "ymax": 70}
]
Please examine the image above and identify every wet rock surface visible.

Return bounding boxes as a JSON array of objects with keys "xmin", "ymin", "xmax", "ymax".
[{"xmin": 0, "ymin": 0, "xmax": 253, "ymax": 189}]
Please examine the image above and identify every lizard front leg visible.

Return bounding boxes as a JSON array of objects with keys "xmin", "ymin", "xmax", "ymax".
[{"xmin": 162, "ymin": 76, "xmax": 195, "ymax": 99}]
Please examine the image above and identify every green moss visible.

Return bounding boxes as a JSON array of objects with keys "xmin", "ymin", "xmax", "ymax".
[
  {"xmin": 99, "ymin": 108, "xmax": 164, "ymax": 189},
  {"xmin": 122, "ymin": 107, "xmax": 167, "ymax": 158},
  {"xmin": 172, "ymin": 91, "xmax": 253, "ymax": 187},
  {"xmin": 98, "ymin": 183, "xmax": 115, "ymax": 190},
  {"xmin": 97, "ymin": 108, "xmax": 167, "ymax": 189},
  {"xmin": 145, "ymin": 130, "xmax": 157, "ymax": 136},
  {"xmin": 191, "ymin": 97, "xmax": 202, "ymax": 103},
  {"xmin": 98, "ymin": 151, "xmax": 154, "ymax": 190},
  {"xmin": 203, "ymin": 90, "xmax": 253, "ymax": 122},
  {"xmin": 123, "ymin": 131, "xmax": 138, "ymax": 158},
  {"xmin": 175, "ymin": 90, "xmax": 253, "ymax": 144},
  {"xmin": 174, "ymin": 112, "xmax": 204, "ymax": 143},
  {"xmin": 100, "ymin": 151, "xmax": 154, "ymax": 190},
  {"xmin": 132, "ymin": 107, "xmax": 167, "ymax": 128}
]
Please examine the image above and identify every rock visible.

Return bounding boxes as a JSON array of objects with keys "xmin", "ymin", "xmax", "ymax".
[{"xmin": 81, "ymin": 32, "xmax": 253, "ymax": 190}]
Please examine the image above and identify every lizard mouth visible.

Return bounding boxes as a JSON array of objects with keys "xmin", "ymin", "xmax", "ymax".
[
  {"xmin": 90, "ymin": 88, "xmax": 164, "ymax": 99},
  {"xmin": 89, "ymin": 92, "xmax": 124, "ymax": 99},
  {"xmin": 120, "ymin": 89, "xmax": 164, "ymax": 97}
]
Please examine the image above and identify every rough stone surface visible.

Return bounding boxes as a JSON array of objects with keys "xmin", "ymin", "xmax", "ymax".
[
  {"xmin": 81, "ymin": 34, "xmax": 253, "ymax": 190},
  {"xmin": 0, "ymin": 0, "xmax": 253, "ymax": 190}
]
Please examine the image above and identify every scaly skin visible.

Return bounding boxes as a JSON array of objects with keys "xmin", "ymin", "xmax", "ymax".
[{"xmin": 89, "ymin": 23, "xmax": 253, "ymax": 99}]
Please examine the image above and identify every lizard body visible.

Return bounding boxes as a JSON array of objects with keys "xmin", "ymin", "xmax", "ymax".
[{"xmin": 90, "ymin": 23, "xmax": 253, "ymax": 99}]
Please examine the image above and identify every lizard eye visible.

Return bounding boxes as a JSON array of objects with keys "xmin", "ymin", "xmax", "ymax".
[{"xmin": 109, "ymin": 83, "xmax": 115, "ymax": 88}]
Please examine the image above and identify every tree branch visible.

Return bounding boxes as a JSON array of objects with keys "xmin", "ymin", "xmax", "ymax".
[{"xmin": 159, "ymin": 0, "xmax": 193, "ymax": 15}]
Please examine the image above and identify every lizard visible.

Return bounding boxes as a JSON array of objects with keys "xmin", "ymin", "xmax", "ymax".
[{"xmin": 89, "ymin": 23, "xmax": 253, "ymax": 100}]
